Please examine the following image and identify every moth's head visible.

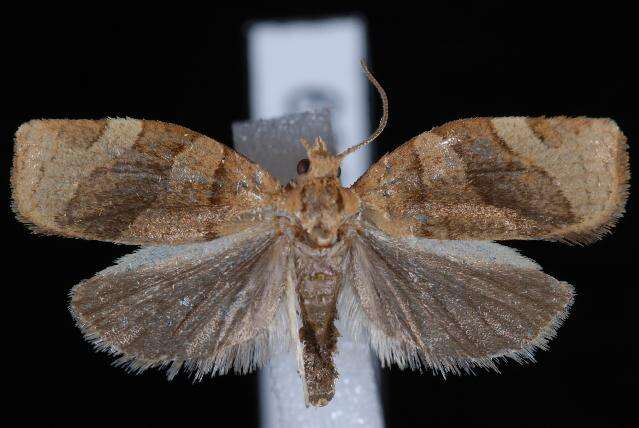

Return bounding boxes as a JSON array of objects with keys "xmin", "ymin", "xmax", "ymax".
[{"xmin": 295, "ymin": 137, "xmax": 342, "ymax": 181}]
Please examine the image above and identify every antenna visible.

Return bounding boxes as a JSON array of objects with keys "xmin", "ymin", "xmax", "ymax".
[{"xmin": 338, "ymin": 60, "xmax": 388, "ymax": 158}]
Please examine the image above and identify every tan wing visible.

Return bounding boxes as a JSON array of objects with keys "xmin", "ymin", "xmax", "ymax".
[
  {"xmin": 340, "ymin": 227, "xmax": 573, "ymax": 375},
  {"xmin": 11, "ymin": 119, "xmax": 280, "ymax": 244},
  {"xmin": 353, "ymin": 117, "xmax": 629, "ymax": 243},
  {"xmin": 70, "ymin": 227, "xmax": 290, "ymax": 379}
]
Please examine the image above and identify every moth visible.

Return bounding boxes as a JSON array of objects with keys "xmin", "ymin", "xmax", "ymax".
[{"xmin": 11, "ymin": 63, "xmax": 629, "ymax": 407}]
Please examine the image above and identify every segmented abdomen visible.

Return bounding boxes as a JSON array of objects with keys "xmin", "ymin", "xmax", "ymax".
[{"xmin": 295, "ymin": 254, "xmax": 343, "ymax": 406}]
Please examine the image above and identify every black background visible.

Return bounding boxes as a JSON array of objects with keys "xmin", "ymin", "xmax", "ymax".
[{"xmin": 2, "ymin": 5, "xmax": 636, "ymax": 427}]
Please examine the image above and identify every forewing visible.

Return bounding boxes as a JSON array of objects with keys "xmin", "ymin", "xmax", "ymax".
[
  {"xmin": 340, "ymin": 227, "xmax": 574, "ymax": 374},
  {"xmin": 354, "ymin": 117, "xmax": 628, "ymax": 243},
  {"xmin": 12, "ymin": 119, "xmax": 280, "ymax": 244},
  {"xmin": 70, "ymin": 226, "xmax": 290, "ymax": 379}
]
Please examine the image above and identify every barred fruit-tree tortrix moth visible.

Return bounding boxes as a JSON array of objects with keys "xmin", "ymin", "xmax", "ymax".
[{"xmin": 11, "ymin": 62, "xmax": 629, "ymax": 407}]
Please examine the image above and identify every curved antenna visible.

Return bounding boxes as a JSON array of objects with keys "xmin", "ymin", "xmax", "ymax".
[{"xmin": 338, "ymin": 60, "xmax": 388, "ymax": 158}]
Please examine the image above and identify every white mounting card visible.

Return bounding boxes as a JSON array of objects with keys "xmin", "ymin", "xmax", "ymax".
[
  {"xmin": 248, "ymin": 16, "xmax": 372, "ymax": 187},
  {"xmin": 247, "ymin": 16, "xmax": 384, "ymax": 428}
]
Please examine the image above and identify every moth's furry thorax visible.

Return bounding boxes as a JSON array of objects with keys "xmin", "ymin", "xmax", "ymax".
[{"xmin": 276, "ymin": 137, "xmax": 360, "ymax": 248}]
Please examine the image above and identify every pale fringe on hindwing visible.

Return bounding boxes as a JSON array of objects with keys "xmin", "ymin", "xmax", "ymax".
[
  {"xmin": 338, "ymin": 280, "xmax": 575, "ymax": 378},
  {"xmin": 69, "ymin": 294, "xmax": 291, "ymax": 381}
]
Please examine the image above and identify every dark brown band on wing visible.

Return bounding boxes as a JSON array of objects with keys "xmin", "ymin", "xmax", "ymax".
[
  {"xmin": 59, "ymin": 121, "xmax": 193, "ymax": 241},
  {"xmin": 207, "ymin": 151, "xmax": 230, "ymax": 207},
  {"xmin": 353, "ymin": 116, "xmax": 627, "ymax": 242},
  {"xmin": 526, "ymin": 117, "xmax": 564, "ymax": 149},
  {"xmin": 12, "ymin": 118, "xmax": 282, "ymax": 244},
  {"xmin": 74, "ymin": 120, "xmax": 109, "ymax": 150},
  {"xmin": 431, "ymin": 118, "xmax": 577, "ymax": 228}
]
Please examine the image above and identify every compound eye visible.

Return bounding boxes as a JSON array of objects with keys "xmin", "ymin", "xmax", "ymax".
[{"xmin": 297, "ymin": 158, "xmax": 310, "ymax": 175}]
